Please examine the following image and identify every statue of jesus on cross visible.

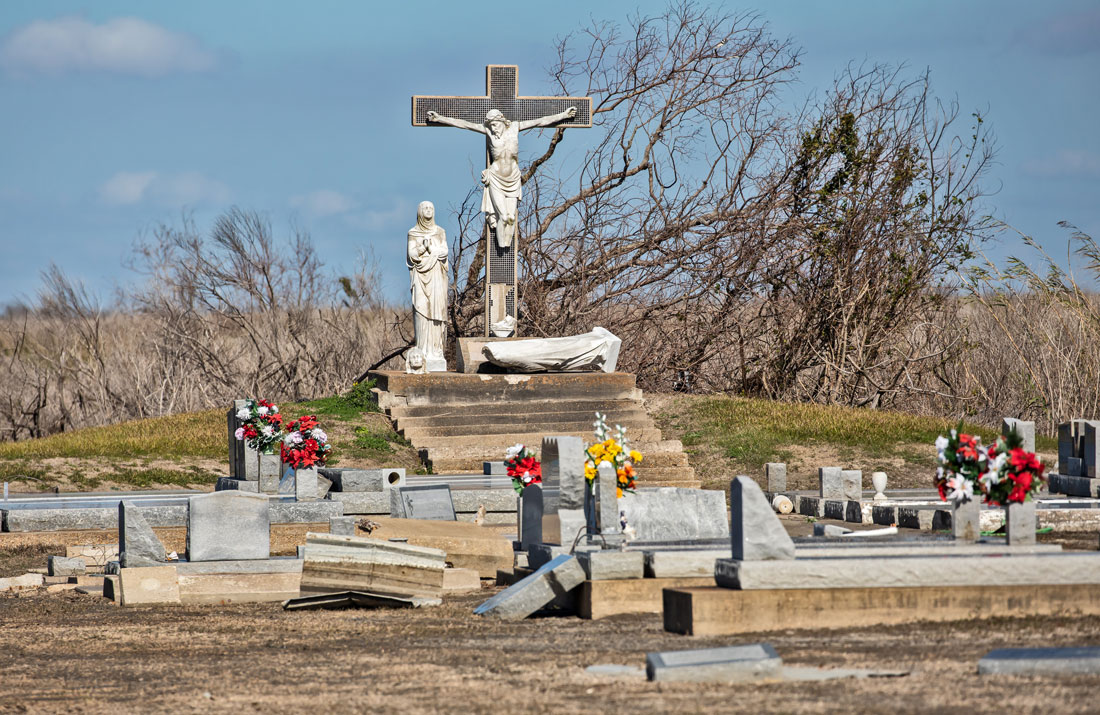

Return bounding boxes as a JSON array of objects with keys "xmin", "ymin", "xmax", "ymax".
[{"xmin": 426, "ymin": 105, "xmax": 577, "ymax": 249}]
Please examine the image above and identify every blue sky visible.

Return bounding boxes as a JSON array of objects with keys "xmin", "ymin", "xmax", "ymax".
[{"xmin": 1, "ymin": 0, "xmax": 1097, "ymax": 306}]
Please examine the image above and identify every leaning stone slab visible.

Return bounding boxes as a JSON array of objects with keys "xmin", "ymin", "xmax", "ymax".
[
  {"xmin": 577, "ymin": 550, "xmax": 644, "ymax": 580},
  {"xmin": 644, "ymin": 550, "xmax": 727, "ymax": 578},
  {"xmin": 731, "ymin": 476, "xmax": 794, "ymax": 560},
  {"xmin": 120, "ymin": 501, "xmax": 166, "ymax": 567},
  {"xmin": 715, "ymin": 553, "xmax": 1100, "ymax": 590},
  {"xmin": 474, "ymin": 553, "xmax": 586, "ymax": 620},
  {"xmin": 978, "ymin": 647, "xmax": 1100, "ymax": 675},
  {"xmin": 646, "ymin": 643, "xmax": 782, "ymax": 683},
  {"xmin": 186, "ymin": 492, "xmax": 270, "ymax": 562},
  {"xmin": 47, "ymin": 556, "xmax": 86, "ymax": 577},
  {"xmin": 619, "ymin": 488, "xmax": 729, "ymax": 542},
  {"xmin": 118, "ymin": 565, "xmax": 180, "ymax": 606}
]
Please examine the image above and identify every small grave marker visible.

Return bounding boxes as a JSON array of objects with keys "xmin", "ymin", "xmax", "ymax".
[
  {"xmin": 646, "ymin": 643, "xmax": 782, "ymax": 682},
  {"xmin": 393, "ymin": 485, "xmax": 457, "ymax": 521}
]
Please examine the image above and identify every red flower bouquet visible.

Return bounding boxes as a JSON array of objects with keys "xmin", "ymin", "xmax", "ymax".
[{"xmin": 281, "ymin": 415, "xmax": 332, "ymax": 469}]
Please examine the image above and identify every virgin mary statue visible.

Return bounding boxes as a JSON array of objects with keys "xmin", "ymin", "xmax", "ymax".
[{"xmin": 407, "ymin": 201, "xmax": 449, "ymax": 372}]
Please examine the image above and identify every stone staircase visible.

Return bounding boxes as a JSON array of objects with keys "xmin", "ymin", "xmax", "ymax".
[{"xmin": 369, "ymin": 371, "xmax": 700, "ymax": 488}]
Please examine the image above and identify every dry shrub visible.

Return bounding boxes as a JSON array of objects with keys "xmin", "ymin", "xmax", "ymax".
[{"xmin": 0, "ymin": 209, "xmax": 409, "ymax": 441}]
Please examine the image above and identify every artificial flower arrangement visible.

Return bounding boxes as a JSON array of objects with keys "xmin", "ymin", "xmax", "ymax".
[
  {"xmin": 233, "ymin": 399, "xmax": 285, "ymax": 454},
  {"xmin": 981, "ymin": 428, "xmax": 1044, "ymax": 505},
  {"xmin": 585, "ymin": 412, "xmax": 643, "ymax": 498},
  {"xmin": 934, "ymin": 423, "xmax": 1043, "ymax": 505},
  {"xmin": 504, "ymin": 444, "xmax": 541, "ymax": 494},
  {"xmin": 281, "ymin": 415, "xmax": 332, "ymax": 469}
]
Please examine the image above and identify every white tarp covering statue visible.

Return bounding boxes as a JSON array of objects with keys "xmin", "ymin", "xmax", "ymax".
[
  {"xmin": 406, "ymin": 201, "xmax": 449, "ymax": 373},
  {"xmin": 481, "ymin": 327, "xmax": 621, "ymax": 373}
]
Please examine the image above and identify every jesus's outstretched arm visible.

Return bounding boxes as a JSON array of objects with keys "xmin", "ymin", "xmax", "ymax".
[
  {"xmin": 517, "ymin": 106, "xmax": 577, "ymax": 131},
  {"xmin": 426, "ymin": 110, "xmax": 486, "ymax": 134}
]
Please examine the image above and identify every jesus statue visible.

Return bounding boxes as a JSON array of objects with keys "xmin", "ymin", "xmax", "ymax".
[{"xmin": 426, "ymin": 105, "xmax": 577, "ymax": 249}]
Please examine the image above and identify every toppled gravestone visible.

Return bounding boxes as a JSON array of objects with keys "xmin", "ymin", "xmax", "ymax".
[
  {"xmin": 119, "ymin": 501, "xmax": 166, "ymax": 567},
  {"xmin": 729, "ymin": 476, "xmax": 795, "ymax": 560},
  {"xmin": 474, "ymin": 553, "xmax": 585, "ymax": 620}
]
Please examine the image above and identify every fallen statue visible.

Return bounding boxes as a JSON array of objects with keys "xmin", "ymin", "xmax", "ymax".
[{"xmin": 481, "ymin": 327, "xmax": 621, "ymax": 373}]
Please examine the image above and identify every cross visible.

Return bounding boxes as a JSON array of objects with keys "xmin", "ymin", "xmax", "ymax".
[{"xmin": 412, "ymin": 65, "xmax": 591, "ymax": 337}]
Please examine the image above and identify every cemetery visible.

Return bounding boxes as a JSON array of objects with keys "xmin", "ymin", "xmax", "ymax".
[{"xmin": 2, "ymin": 5, "xmax": 1100, "ymax": 713}]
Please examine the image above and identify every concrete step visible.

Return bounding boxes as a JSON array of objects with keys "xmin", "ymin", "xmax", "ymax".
[
  {"xmin": 393, "ymin": 409, "xmax": 652, "ymax": 430},
  {"xmin": 413, "ymin": 429, "xmax": 666, "ymax": 452},
  {"xmin": 388, "ymin": 398, "xmax": 646, "ymax": 420},
  {"xmin": 398, "ymin": 418, "xmax": 657, "ymax": 440},
  {"xmin": 422, "ymin": 440, "xmax": 686, "ymax": 472},
  {"xmin": 370, "ymin": 370, "xmax": 641, "ymax": 408}
]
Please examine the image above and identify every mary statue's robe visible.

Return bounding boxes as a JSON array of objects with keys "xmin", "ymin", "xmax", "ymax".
[{"xmin": 407, "ymin": 218, "xmax": 448, "ymax": 362}]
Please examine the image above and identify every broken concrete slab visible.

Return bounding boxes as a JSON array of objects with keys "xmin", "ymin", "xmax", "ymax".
[
  {"xmin": 119, "ymin": 501, "xmax": 166, "ymax": 567},
  {"xmin": 283, "ymin": 590, "xmax": 439, "ymax": 610},
  {"xmin": 355, "ymin": 516, "xmax": 512, "ymax": 577},
  {"xmin": 978, "ymin": 646, "xmax": 1100, "ymax": 675},
  {"xmin": 0, "ymin": 573, "xmax": 44, "ymax": 592},
  {"xmin": 118, "ymin": 565, "xmax": 180, "ymax": 606},
  {"xmin": 300, "ymin": 532, "xmax": 446, "ymax": 598},
  {"xmin": 442, "ymin": 567, "xmax": 482, "ymax": 594},
  {"xmin": 646, "ymin": 643, "xmax": 782, "ymax": 683},
  {"xmin": 474, "ymin": 553, "xmax": 586, "ymax": 620}
]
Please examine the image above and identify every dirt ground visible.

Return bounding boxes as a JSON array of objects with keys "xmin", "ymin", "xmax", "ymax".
[{"xmin": 0, "ymin": 584, "xmax": 1098, "ymax": 714}]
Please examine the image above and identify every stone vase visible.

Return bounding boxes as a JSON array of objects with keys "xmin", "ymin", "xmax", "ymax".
[
  {"xmin": 1005, "ymin": 500, "xmax": 1036, "ymax": 546},
  {"xmin": 258, "ymin": 452, "xmax": 281, "ymax": 494},
  {"xmin": 871, "ymin": 472, "xmax": 888, "ymax": 501},
  {"xmin": 952, "ymin": 499, "xmax": 981, "ymax": 542}
]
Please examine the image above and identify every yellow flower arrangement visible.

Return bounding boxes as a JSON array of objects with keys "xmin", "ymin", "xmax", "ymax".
[{"xmin": 584, "ymin": 412, "xmax": 642, "ymax": 497}]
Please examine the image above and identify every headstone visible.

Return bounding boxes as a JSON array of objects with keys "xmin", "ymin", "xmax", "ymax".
[
  {"xmin": 840, "ymin": 470, "xmax": 862, "ymax": 501},
  {"xmin": 329, "ymin": 516, "xmax": 356, "ymax": 536},
  {"xmin": 765, "ymin": 463, "xmax": 786, "ymax": 492},
  {"xmin": 978, "ymin": 647, "xmax": 1100, "ymax": 675},
  {"xmin": 391, "ymin": 485, "xmax": 457, "ymax": 521},
  {"xmin": 645, "ymin": 644, "xmax": 782, "ymax": 683},
  {"xmin": 519, "ymin": 484, "xmax": 543, "ymax": 549},
  {"xmin": 258, "ymin": 454, "xmax": 280, "ymax": 494},
  {"xmin": 818, "ymin": 467, "xmax": 843, "ymax": 500},
  {"xmin": 730, "ymin": 477, "xmax": 795, "ymax": 560},
  {"xmin": 278, "ymin": 464, "xmax": 295, "ymax": 495},
  {"xmin": 295, "ymin": 466, "xmax": 318, "ymax": 501},
  {"xmin": 1001, "ymin": 417, "xmax": 1037, "ymax": 454},
  {"xmin": 1086, "ymin": 422, "xmax": 1100, "ymax": 478},
  {"xmin": 618, "ymin": 488, "xmax": 729, "ymax": 542},
  {"xmin": 47, "ymin": 556, "xmax": 86, "ymax": 577},
  {"xmin": 541, "ymin": 436, "xmax": 586, "ymax": 509},
  {"xmin": 186, "ymin": 491, "xmax": 270, "ymax": 562},
  {"xmin": 952, "ymin": 499, "xmax": 981, "ymax": 542},
  {"xmin": 119, "ymin": 501, "xmax": 166, "ymax": 567},
  {"xmin": 474, "ymin": 553, "xmax": 585, "ymax": 619},
  {"xmin": 1059, "ymin": 421, "xmax": 1082, "ymax": 475},
  {"xmin": 483, "ymin": 461, "xmax": 506, "ymax": 476}
]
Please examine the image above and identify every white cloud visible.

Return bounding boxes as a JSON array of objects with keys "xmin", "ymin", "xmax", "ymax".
[
  {"xmin": 290, "ymin": 189, "xmax": 356, "ymax": 217},
  {"xmin": 99, "ymin": 170, "xmax": 230, "ymax": 206},
  {"xmin": 99, "ymin": 171, "xmax": 157, "ymax": 204},
  {"xmin": 1024, "ymin": 150, "xmax": 1100, "ymax": 180},
  {"xmin": 1, "ymin": 16, "xmax": 218, "ymax": 77}
]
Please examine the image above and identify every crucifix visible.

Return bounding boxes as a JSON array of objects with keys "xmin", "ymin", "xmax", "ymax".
[{"xmin": 412, "ymin": 65, "xmax": 591, "ymax": 337}]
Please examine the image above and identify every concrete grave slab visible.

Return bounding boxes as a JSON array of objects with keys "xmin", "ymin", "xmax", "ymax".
[
  {"xmin": 841, "ymin": 470, "xmax": 862, "ymax": 501},
  {"xmin": 321, "ymin": 467, "xmax": 406, "ymax": 492},
  {"xmin": 391, "ymin": 485, "xmax": 456, "ymax": 520},
  {"xmin": 644, "ymin": 550, "xmax": 726, "ymax": 578},
  {"xmin": 442, "ymin": 567, "xmax": 482, "ymax": 594},
  {"xmin": 577, "ymin": 550, "xmax": 644, "ymax": 580},
  {"xmin": 118, "ymin": 566, "xmax": 180, "ymax": 606},
  {"xmin": 646, "ymin": 644, "xmax": 782, "ymax": 683},
  {"xmin": 300, "ymin": 532, "xmax": 446, "ymax": 598},
  {"xmin": 186, "ymin": 491, "xmax": 270, "ymax": 562},
  {"xmin": 474, "ymin": 553, "xmax": 586, "ymax": 619},
  {"xmin": 47, "ymin": 556, "xmax": 86, "ymax": 577},
  {"xmin": 978, "ymin": 647, "xmax": 1100, "ymax": 675},
  {"xmin": 765, "ymin": 463, "xmax": 786, "ymax": 492},
  {"xmin": 819, "ymin": 467, "xmax": 843, "ymax": 500}
]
